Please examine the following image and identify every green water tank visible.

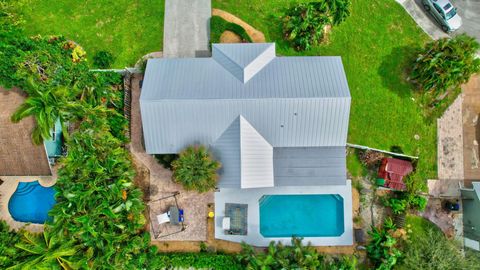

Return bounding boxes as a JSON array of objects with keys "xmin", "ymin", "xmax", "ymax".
[{"xmin": 376, "ymin": 178, "xmax": 385, "ymax": 186}]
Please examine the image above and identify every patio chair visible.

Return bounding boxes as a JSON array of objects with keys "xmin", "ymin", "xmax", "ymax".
[{"xmin": 157, "ymin": 212, "xmax": 170, "ymax": 225}]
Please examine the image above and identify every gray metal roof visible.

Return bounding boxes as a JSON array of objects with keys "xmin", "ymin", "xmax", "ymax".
[
  {"xmin": 212, "ymin": 43, "xmax": 275, "ymax": 83},
  {"xmin": 140, "ymin": 43, "xmax": 351, "ymax": 154},
  {"xmin": 212, "ymin": 116, "xmax": 274, "ymax": 189},
  {"xmin": 273, "ymin": 147, "xmax": 347, "ymax": 186}
]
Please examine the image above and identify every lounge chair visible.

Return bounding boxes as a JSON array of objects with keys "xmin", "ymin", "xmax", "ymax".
[{"xmin": 157, "ymin": 212, "xmax": 170, "ymax": 224}]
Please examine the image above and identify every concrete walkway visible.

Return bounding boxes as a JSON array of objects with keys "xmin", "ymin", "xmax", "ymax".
[
  {"xmin": 396, "ymin": 0, "xmax": 449, "ymax": 40},
  {"xmin": 163, "ymin": 0, "xmax": 211, "ymax": 58}
]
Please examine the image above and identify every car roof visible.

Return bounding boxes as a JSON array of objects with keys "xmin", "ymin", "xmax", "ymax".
[{"xmin": 433, "ymin": 0, "xmax": 453, "ymax": 9}]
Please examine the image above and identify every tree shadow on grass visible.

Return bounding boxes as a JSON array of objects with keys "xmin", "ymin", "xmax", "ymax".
[{"xmin": 378, "ymin": 45, "xmax": 422, "ymax": 98}]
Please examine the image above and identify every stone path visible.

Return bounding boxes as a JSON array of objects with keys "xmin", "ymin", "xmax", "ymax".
[
  {"xmin": 163, "ymin": 0, "xmax": 211, "ymax": 58},
  {"xmin": 128, "ymin": 72, "xmax": 213, "ymax": 241},
  {"xmin": 212, "ymin": 9, "xmax": 266, "ymax": 43},
  {"xmin": 437, "ymin": 95, "xmax": 464, "ymax": 180}
]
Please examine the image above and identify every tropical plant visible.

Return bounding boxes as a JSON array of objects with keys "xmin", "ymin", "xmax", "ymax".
[
  {"xmin": 0, "ymin": 221, "xmax": 25, "ymax": 268},
  {"xmin": 366, "ymin": 218, "xmax": 402, "ymax": 270},
  {"xmin": 411, "ymin": 34, "xmax": 480, "ymax": 94},
  {"xmin": 93, "ymin": 50, "xmax": 115, "ymax": 69},
  {"xmin": 10, "ymin": 80, "xmax": 80, "ymax": 144},
  {"xmin": 9, "ymin": 227, "xmax": 84, "ymax": 270},
  {"xmin": 171, "ymin": 145, "xmax": 221, "ymax": 192},
  {"xmin": 238, "ymin": 237, "xmax": 325, "ymax": 269},
  {"xmin": 238, "ymin": 237, "xmax": 358, "ymax": 269},
  {"xmin": 282, "ymin": 0, "xmax": 351, "ymax": 51},
  {"xmin": 382, "ymin": 197, "xmax": 407, "ymax": 215}
]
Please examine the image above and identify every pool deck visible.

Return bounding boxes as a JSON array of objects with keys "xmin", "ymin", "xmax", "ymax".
[
  {"xmin": 214, "ymin": 180, "xmax": 353, "ymax": 246},
  {"xmin": 0, "ymin": 175, "xmax": 56, "ymax": 232}
]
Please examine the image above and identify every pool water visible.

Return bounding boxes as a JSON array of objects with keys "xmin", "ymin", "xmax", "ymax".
[
  {"xmin": 259, "ymin": 194, "xmax": 344, "ymax": 237},
  {"xmin": 8, "ymin": 181, "xmax": 56, "ymax": 224}
]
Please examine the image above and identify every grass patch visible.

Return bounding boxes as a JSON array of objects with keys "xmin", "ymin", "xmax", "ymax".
[
  {"xmin": 210, "ymin": 15, "xmax": 252, "ymax": 44},
  {"xmin": 404, "ymin": 215, "xmax": 442, "ymax": 240},
  {"xmin": 213, "ymin": 0, "xmax": 436, "ymax": 180},
  {"xmin": 11, "ymin": 0, "xmax": 165, "ymax": 68}
]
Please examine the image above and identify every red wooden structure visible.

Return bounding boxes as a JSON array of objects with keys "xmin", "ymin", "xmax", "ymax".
[{"xmin": 377, "ymin": 158, "xmax": 413, "ymax": 191}]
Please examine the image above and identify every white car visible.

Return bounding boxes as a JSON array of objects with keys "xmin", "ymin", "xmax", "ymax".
[{"xmin": 422, "ymin": 0, "xmax": 462, "ymax": 32}]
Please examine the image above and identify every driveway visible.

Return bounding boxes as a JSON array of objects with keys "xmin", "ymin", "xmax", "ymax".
[
  {"xmin": 450, "ymin": 0, "xmax": 480, "ymax": 43},
  {"xmin": 397, "ymin": 0, "xmax": 480, "ymax": 42},
  {"xmin": 163, "ymin": 0, "xmax": 211, "ymax": 58}
]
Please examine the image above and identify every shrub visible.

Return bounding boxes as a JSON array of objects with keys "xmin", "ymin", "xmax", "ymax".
[
  {"xmin": 383, "ymin": 197, "xmax": 407, "ymax": 215},
  {"xmin": 411, "ymin": 34, "xmax": 480, "ymax": 94},
  {"xmin": 0, "ymin": 221, "xmax": 25, "ymax": 268},
  {"xmin": 93, "ymin": 50, "xmax": 115, "ymax": 69},
  {"xmin": 282, "ymin": 0, "xmax": 351, "ymax": 51},
  {"xmin": 366, "ymin": 218, "xmax": 402, "ymax": 270},
  {"xmin": 238, "ymin": 237, "xmax": 357, "ymax": 269},
  {"xmin": 210, "ymin": 15, "xmax": 252, "ymax": 44},
  {"xmin": 172, "ymin": 145, "xmax": 221, "ymax": 192}
]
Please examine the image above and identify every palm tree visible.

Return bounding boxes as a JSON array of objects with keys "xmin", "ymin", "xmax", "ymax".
[
  {"xmin": 8, "ymin": 227, "xmax": 85, "ymax": 270},
  {"xmin": 10, "ymin": 79, "xmax": 80, "ymax": 145},
  {"xmin": 172, "ymin": 145, "xmax": 221, "ymax": 192}
]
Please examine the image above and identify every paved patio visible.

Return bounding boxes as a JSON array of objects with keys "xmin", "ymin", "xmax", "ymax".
[
  {"xmin": 0, "ymin": 175, "xmax": 56, "ymax": 232},
  {"xmin": 128, "ymin": 72, "xmax": 213, "ymax": 241}
]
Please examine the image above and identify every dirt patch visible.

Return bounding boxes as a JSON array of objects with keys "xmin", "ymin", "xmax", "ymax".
[
  {"xmin": 220, "ymin": 30, "xmax": 242, "ymax": 43},
  {"xmin": 212, "ymin": 9, "xmax": 266, "ymax": 43}
]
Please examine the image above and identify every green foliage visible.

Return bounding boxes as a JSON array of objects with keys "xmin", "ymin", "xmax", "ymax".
[
  {"xmin": 93, "ymin": 50, "xmax": 115, "ymax": 69},
  {"xmin": 238, "ymin": 238, "xmax": 324, "ymax": 269},
  {"xmin": 49, "ymin": 107, "xmax": 147, "ymax": 268},
  {"xmin": 366, "ymin": 218, "xmax": 402, "ymax": 270},
  {"xmin": 210, "ymin": 15, "xmax": 252, "ymax": 44},
  {"xmin": 411, "ymin": 34, "xmax": 480, "ymax": 94},
  {"xmin": 238, "ymin": 237, "xmax": 357, "ymax": 269},
  {"xmin": 172, "ymin": 145, "xmax": 221, "ymax": 192},
  {"xmin": 282, "ymin": 0, "xmax": 351, "ymax": 50},
  {"xmin": 154, "ymin": 154, "xmax": 178, "ymax": 170},
  {"xmin": 152, "ymin": 252, "xmax": 242, "ymax": 270},
  {"xmin": 399, "ymin": 226, "xmax": 480, "ymax": 269},
  {"xmin": 9, "ymin": 227, "xmax": 86, "ymax": 270},
  {"xmin": 382, "ymin": 197, "xmax": 407, "ymax": 215},
  {"xmin": 0, "ymin": 221, "xmax": 25, "ymax": 269}
]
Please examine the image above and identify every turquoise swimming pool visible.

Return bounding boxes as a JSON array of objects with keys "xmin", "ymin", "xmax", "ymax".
[
  {"xmin": 259, "ymin": 194, "xmax": 344, "ymax": 237},
  {"xmin": 8, "ymin": 181, "xmax": 56, "ymax": 224}
]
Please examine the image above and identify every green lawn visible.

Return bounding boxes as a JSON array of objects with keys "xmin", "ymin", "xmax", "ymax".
[
  {"xmin": 11, "ymin": 0, "xmax": 165, "ymax": 68},
  {"xmin": 213, "ymin": 0, "xmax": 437, "ymax": 179},
  {"xmin": 11, "ymin": 0, "xmax": 437, "ymax": 179}
]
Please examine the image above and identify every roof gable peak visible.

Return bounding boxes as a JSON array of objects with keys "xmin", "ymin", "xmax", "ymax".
[{"xmin": 212, "ymin": 43, "xmax": 276, "ymax": 83}]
